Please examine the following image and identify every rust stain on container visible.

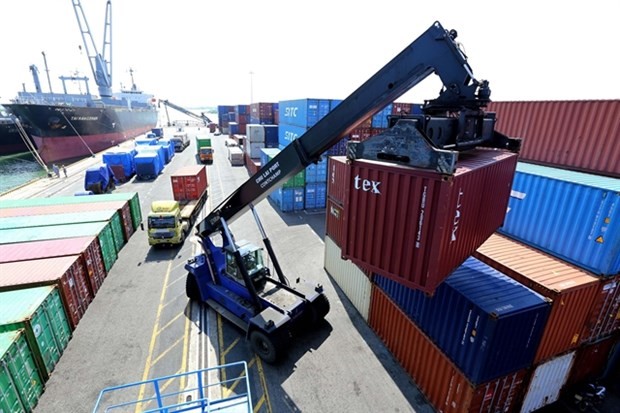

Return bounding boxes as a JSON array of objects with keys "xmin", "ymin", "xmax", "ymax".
[
  {"xmin": 0, "ymin": 256, "xmax": 92, "ymax": 330},
  {"xmin": 344, "ymin": 149, "xmax": 518, "ymax": 294},
  {"xmin": 474, "ymin": 233, "xmax": 600, "ymax": 363},
  {"xmin": 487, "ymin": 100, "xmax": 620, "ymax": 177},
  {"xmin": 369, "ymin": 286, "xmax": 526, "ymax": 413}
]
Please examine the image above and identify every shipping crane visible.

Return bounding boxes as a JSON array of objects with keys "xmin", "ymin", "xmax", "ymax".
[
  {"xmin": 185, "ymin": 21, "xmax": 521, "ymax": 363},
  {"xmin": 159, "ymin": 99, "xmax": 213, "ymax": 126}
]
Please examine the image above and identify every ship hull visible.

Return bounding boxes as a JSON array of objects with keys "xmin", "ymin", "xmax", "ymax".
[
  {"xmin": 5, "ymin": 103, "xmax": 157, "ymax": 164},
  {"xmin": 0, "ymin": 121, "xmax": 35, "ymax": 156}
]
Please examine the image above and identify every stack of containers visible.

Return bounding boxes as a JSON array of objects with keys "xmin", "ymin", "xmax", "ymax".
[
  {"xmin": 231, "ymin": 104, "xmax": 250, "ymax": 135},
  {"xmin": 260, "ymin": 148, "xmax": 305, "ymax": 212},
  {"xmin": 0, "ymin": 193, "xmax": 142, "ymax": 409},
  {"xmin": 249, "ymin": 102, "xmax": 276, "ymax": 124},
  {"xmin": 349, "ymin": 101, "xmax": 422, "ymax": 144},
  {"xmin": 492, "ymin": 161, "xmax": 620, "ymax": 412},
  {"xmin": 217, "ymin": 105, "xmax": 235, "ymax": 133},
  {"xmin": 244, "ymin": 125, "xmax": 279, "ymax": 170}
]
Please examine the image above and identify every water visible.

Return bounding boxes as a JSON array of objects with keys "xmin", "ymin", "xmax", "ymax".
[{"xmin": 0, "ymin": 152, "xmax": 48, "ymax": 194}]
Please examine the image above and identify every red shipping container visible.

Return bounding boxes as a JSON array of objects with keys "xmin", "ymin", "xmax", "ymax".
[
  {"xmin": 349, "ymin": 127, "xmax": 372, "ymax": 142},
  {"xmin": 327, "ymin": 156, "xmax": 348, "ymax": 206},
  {"xmin": 369, "ymin": 287, "xmax": 527, "ymax": 413},
  {"xmin": 566, "ymin": 335, "xmax": 619, "ymax": 387},
  {"xmin": 582, "ymin": 275, "xmax": 620, "ymax": 343},
  {"xmin": 392, "ymin": 102, "xmax": 413, "ymax": 115},
  {"xmin": 343, "ymin": 149, "xmax": 518, "ymax": 294},
  {"xmin": 0, "ymin": 256, "xmax": 93, "ymax": 330},
  {"xmin": 474, "ymin": 233, "xmax": 600, "ymax": 363},
  {"xmin": 0, "ymin": 236, "xmax": 107, "ymax": 296},
  {"xmin": 244, "ymin": 152, "xmax": 261, "ymax": 176},
  {"xmin": 326, "ymin": 199, "xmax": 346, "ymax": 248},
  {"xmin": 487, "ymin": 100, "xmax": 620, "ymax": 178},
  {"xmin": 170, "ymin": 165, "xmax": 208, "ymax": 201}
]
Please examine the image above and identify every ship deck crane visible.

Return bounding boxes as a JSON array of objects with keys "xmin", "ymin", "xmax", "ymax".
[{"xmin": 185, "ymin": 21, "xmax": 521, "ymax": 363}]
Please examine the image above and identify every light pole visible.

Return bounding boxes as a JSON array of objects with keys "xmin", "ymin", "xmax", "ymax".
[{"xmin": 249, "ymin": 71, "xmax": 254, "ymax": 103}]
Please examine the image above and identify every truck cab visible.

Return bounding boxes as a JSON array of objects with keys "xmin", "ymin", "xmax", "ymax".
[
  {"xmin": 147, "ymin": 201, "xmax": 188, "ymax": 246},
  {"xmin": 199, "ymin": 147, "xmax": 214, "ymax": 164}
]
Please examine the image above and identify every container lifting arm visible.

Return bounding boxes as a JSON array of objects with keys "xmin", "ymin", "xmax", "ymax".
[{"xmin": 197, "ymin": 21, "xmax": 520, "ymax": 239}]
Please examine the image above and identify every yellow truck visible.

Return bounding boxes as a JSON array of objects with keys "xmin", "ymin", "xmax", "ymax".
[{"xmin": 196, "ymin": 137, "xmax": 214, "ymax": 164}]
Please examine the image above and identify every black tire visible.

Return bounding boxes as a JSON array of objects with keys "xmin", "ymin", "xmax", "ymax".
[
  {"xmin": 185, "ymin": 273, "xmax": 200, "ymax": 300},
  {"xmin": 249, "ymin": 330, "xmax": 279, "ymax": 364},
  {"xmin": 310, "ymin": 293, "xmax": 330, "ymax": 325}
]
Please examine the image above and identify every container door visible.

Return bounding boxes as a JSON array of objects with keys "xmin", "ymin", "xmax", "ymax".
[
  {"xmin": 2, "ymin": 332, "xmax": 44, "ymax": 411},
  {"xmin": 520, "ymin": 351, "xmax": 576, "ymax": 413}
]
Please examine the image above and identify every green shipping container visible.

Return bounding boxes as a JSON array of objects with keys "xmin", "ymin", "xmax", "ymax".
[
  {"xmin": 196, "ymin": 137, "xmax": 212, "ymax": 150},
  {"xmin": 0, "ymin": 286, "xmax": 71, "ymax": 381},
  {"xmin": 0, "ymin": 221, "xmax": 118, "ymax": 271},
  {"xmin": 0, "ymin": 330, "xmax": 44, "ymax": 412},
  {"xmin": 0, "ymin": 209, "xmax": 118, "ymax": 230},
  {"xmin": 0, "ymin": 193, "xmax": 142, "ymax": 229},
  {"xmin": 261, "ymin": 150, "xmax": 305, "ymax": 188}
]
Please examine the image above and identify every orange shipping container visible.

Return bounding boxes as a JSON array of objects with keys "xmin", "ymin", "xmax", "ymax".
[
  {"xmin": 0, "ymin": 256, "xmax": 92, "ymax": 330},
  {"xmin": 581, "ymin": 275, "xmax": 620, "ymax": 343},
  {"xmin": 474, "ymin": 233, "xmax": 600, "ymax": 363},
  {"xmin": 369, "ymin": 287, "xmax": 526, "ymax": 413}
]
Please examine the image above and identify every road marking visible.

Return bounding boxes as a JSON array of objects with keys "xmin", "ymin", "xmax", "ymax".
[
  {"xmin": 150, "ymin": 336, "xmax": 184, "ymax": 366},
  {"xmin": 221, "ymin": 337, "xmax": 241, "ymax": 358},
  {"xmin": 255, "ymin": 356, "xmax": 272, "ymax": 413},
  {"xmin": 135, "ymin": 256, "xmax": 174, "ymax": 412}
]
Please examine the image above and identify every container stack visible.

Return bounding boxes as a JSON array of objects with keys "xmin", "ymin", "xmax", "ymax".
[
  {"xmin": 260, "ymin": 148, "xmax": 305, "ymax": 212},
  {"xmin": 324, "ymin": 99, "xmax": 619, "ymax": 412},
  {"xmin": 0, "ymin": 192, "xmax": 142, "ymax": 411},
  {"xmin": 217, "ymin": 105, "xmax": 235, "ymax": 134},
  {"xmin": 244, "ymin": 124, "xmax": 279, "ymax": 173},
  {"xmin": 249, "ymin": 102, "xmax": 277, "ymax": 125},
  {"xmin": 229, "ymin": 104, "xmax": 250, "ymax": 136}
]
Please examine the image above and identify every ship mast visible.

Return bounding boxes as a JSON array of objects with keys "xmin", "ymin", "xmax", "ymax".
[{"xmin": 71, "ymin": 0, "xmax": 113, "ymax": 98}]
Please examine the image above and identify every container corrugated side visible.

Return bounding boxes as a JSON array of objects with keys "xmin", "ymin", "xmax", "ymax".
[
  {"xmin": 500, "ymin": 162, "xmax": 620, "ymax": 276},
  {"xmin": 582, "ymin": 275, "xmax": 620, "ymax": 343},
  {"xmin": 170, "ymin": 165, "xmax": 208, "ymax": 201},
  {"xmin": 0, "ymin": 330, "xmax": 44, "ymax": 412},
  {"xmin": 325, "ymin": 199, "xmax": 346, "ymax": 248},
  {"xmin": 327, "ymin": 156, "xmax": 348, "ymax": 206},
  {"xmin": 519, "ymin": 351, "xmax": 576, "ymax": 413},
  {"xmin": 0, "ymin": 191, "xmax": 140, "ymax": 209},
  {"xmin": 324, "ymin": 236, "xmax": 371, "ymax": 321},
  {"xmin": 487, "ymin": 100, "xmax": 620, "ymax": 178},
  {"xmin": 0, "ymin": 256, "xmax": 93, "ymax": 330},
  {"xmin": 474, "ymin": 233, "xmax": 600, "ymax": 363},
  {"xmin": 566, "ymin": 335, "xmax": 619, "ymax": 387},
  {"xmin": 0, "ymin": 209, "xmax": 118, "ymax": 230},
  {"xmin": 344, "ymin": 149, "xmax": 518, "ymax": 294},
  {"xmin": 369, "ymin": 287, "xmax": 527, "ymax": 413},
  {"xmin": 374, "ymin": 256, "xmax": 550, "ymax": 384},
  {"xmin": 0, "ymin": 237, "xmax": 107, "ymax": 296},
  {"xmin": 0, "ymin": 286, "xmax": 71, "ymax": 381}
]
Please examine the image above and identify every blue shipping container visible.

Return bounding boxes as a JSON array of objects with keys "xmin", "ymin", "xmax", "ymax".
[
  {"xmin": 278, "ymin": 99, "xmax": 332, "ymax": 128},
  {"xmin": 305, "ymin": 157, "xmax": 328, "ymax": 183},
  {"xmin": 264, "ymin": 125, "xmax": 279, "ymax": 148},
  {"xmin": 499, "ymin": 162, "xmax": 620, "ymax": 276},
  {"xmin": 371, "ymin": 104, "xmax": 394, "ymax": 128},
  {"xmin": 304, "ymin": 183, "xmax": 327, "ymax": 210},
  {"xmin": 268, "ymin": 187, "xmax": 304, "ymax": 212},
  {"xmin": 278, "ymin": 123, "xmax": 308, "ymax": 148},
  {"xmin": 374, "ymin": 257, "xmax": 550, "ymax": 385},
  {"xmin": 229, "ymin": 122, "xmax": 239, "ymax": 135}
]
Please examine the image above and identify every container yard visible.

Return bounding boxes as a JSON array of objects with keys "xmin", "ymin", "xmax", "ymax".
[{"xmin": 1, "ymin": 19, "xmax": 619, "ymax": 413}]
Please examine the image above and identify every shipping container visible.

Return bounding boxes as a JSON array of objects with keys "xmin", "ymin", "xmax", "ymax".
[
  {"xmin": 566, "ymin": 335, "xmax": 619, "ymax": 387},
  {"xmin": 374, "ymin": 257, "xmax": 550, "ymax": 384},
  {"xmin": 0, "ymin": 236, "xmax": 107, "ymax": 296},
  {"xmin": 500, "ymin": 162, "xmax": 620, "ymax": 276},
  {"xmin": 305, "ymin": 157, "xmax": 327, "ymax": 183},
  {"xmin": 228, "ymin": 147, "xmax": 244, "ymax": 166},
  {"xmin": 327, "ymin": 156, "xmax": 348, "ymax": 206},
  {"xmin": 278, "ymin": 99, "xmax": 332, "ymax": 128},
  {"xmin": 371, "ymin": 103, "xmax": 393, "ymax": 128},
  {"xmin": 170, "ymin": 165, "xmax": 208, "ymax": 201},
  {"xmin": 582, "ymin": 275, "xmax": 620, "ymax": 343},
  {"xmin": 249, "ymin": 102, "xmax": 275, "ymax": 124},
  {"xmin": 326, "ymin": 199, "xmax": 346, "ymax": 248},
  {"xmin": 246, "ymin": 124, "xmax": 266, "ymax": 143},
  {"xmin": 0, "ymin": 192, "xmax": 140, "ymax": 210},
  {"xmin": 245, "ymin": 141, "xmax": 266, "ymax": 159},
  {"xmin": 0, "ymin": 256, "xmax": 92, "ymax": 330},
  {"xmin": 369, "ymin": 287, "xmax": 527, "ymax": 413},
  {"xmin": 0, "ymin": 286, "xmax": 71, "ymax": 381},
  {"xmin": 519, "ymin": 351, "xmax": 576, "ymax": 413},
  {"xmin": 264, "ymin": 125, "xmax": 278, "ymax": 147},
  {"xmin": 344, "ymin": 149, "xmax": 518, "ymax": 294},
  {"xmin": 487, "ymin": 100, "xmax": 620, "ymax": 177},
  {"xmin": 260, "ymin": 148, "xmax": 305, "ymax": 188},
  {"xmin": 243, "ymin": 153, "xmax": 261, "ymax": 175},
  {"xmin": 304, "ymin": 183, "xmax": 326, "ymax": 210},
  {"xmin": 0, "ymin": 221, "xmax": 117, "ymax": 272},
  {"xmin": 278, "ymin": 123, "xmax": 308, "ymax": 148},
  {"xmin": 268, "ymin": 187, "xmax": 304, "ymax": 212},
  {"xmin": 0, "ymin": 330, "xmax": 44, "ymax": 412},
  {"xmin": 474, "ymin": 233, "xmax": 600, "ymax": 363},
  {"xmin": 324, "ymin": 236, "xmax": 371, "ymax": 321}
]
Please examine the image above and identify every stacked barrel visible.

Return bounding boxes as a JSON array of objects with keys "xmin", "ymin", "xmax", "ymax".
[
  {"xmin": 323, "ymin": 99, "xmax": 619, "ymax": 412},
  {"xmin": 0, "ymin": 192, "xmax": 142, "ymax": 412}
]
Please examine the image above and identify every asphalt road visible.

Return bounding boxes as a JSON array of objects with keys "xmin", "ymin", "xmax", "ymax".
[{"xmin": 14, "ymin": 126, "xmax": 434, "ymax": 412}]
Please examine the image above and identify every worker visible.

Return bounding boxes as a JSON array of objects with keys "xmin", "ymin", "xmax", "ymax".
[
  {"xmin": 52, "ymin": 164, "xmax": 60, "ymax": 178},
  {"xmin": 62, "ymin": 165, "xmax": 67, "ymax": 178}
]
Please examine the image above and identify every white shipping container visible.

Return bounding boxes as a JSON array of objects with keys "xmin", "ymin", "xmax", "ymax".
[
  {"xmin": 228, "ymin": 147, "xmax": 244, "ymax": 166},
  {"xmin": 324, "ymin": 235, "xmax": 371, "ymax": 321},
  {"xmin": 519, "ymin": 351, "xmax": 576, "ymax": 413},
  {"xmin": 246, "ymin": 124, "xmax": 265, "ymax": 143},
  {"xmin": 245, "ymin": 141, "xmax": 266, "ymax": 159}
]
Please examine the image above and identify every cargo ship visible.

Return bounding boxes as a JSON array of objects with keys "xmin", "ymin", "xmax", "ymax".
[{"xmin": 3, "ymin": 1, "xmax": 158, "ymax": 165}]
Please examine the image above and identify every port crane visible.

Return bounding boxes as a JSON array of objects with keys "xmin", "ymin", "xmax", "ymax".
[{"xmin": 185, "ymin": 21, "xmax": 520, "ymax": 363}]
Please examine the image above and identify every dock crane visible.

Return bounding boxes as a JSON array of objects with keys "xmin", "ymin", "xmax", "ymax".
[{"xmin": 159, "ymin": 100, "xmax": 213, "ymax": 126}]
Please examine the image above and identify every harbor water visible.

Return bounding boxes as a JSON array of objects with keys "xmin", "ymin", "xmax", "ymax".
[{"xmin": 0, "ymin": 152, "xmax": 47, "ymax": 194}]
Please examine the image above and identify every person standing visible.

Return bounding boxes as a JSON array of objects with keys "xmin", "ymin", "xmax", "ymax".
[
  {"xmin": 52, "ymin": 164, "xmax": 60, "ymax": 178},
  {"xmin": 62, "ymin": 165, "xmax": 67, "ymax": 178}
]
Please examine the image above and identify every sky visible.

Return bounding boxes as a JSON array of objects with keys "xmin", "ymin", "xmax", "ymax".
[{"xmin": 1, "ymin": 0, "xmax": 619, "ymax": 109}]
